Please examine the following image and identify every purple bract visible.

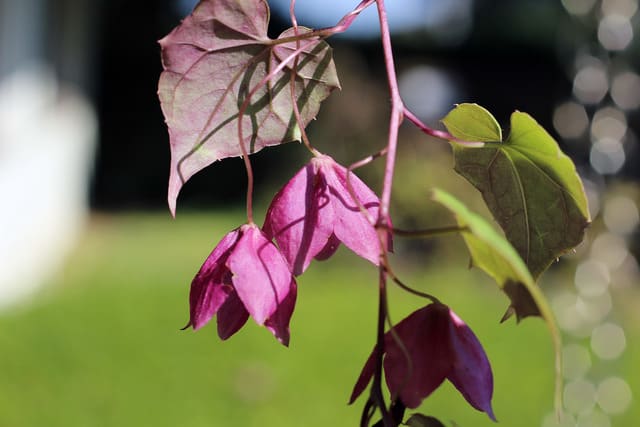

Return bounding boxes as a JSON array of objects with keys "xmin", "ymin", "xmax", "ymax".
[
  {"xmin": 349, "ymin": 303, "xmax": 496, "ymax": 421},
  {"xmin": 263, "ymin": 154, "xmax": 389, "ymax": 276},
  {"xmin": 187, "ymin": 223, "xmax": 297, "ymax": 346}
]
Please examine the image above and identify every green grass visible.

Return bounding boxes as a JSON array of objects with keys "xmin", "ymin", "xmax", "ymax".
[{"xmin": 0, "ymin": 212, "xmax": 636, "ymax": 426}]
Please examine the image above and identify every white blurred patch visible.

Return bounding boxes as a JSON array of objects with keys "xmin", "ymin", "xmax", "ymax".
[
  {"xmin": 0, "ymin": 64, "xmax": 96, "ymax": 307},
  {"xmin": 598, "ymin": 14, "xmax": 634, "ymax": 51},
  {"xmin": 399, "ymin": 65, "xmax": 459, "ymax": 123}
]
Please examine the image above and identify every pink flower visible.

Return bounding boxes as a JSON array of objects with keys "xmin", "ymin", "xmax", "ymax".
[
  {"xmin": 263, "ymin": 154, "xmax": 389, "ymax": 276},
  {"xmin": 187, "ymin": 223, "xmax": 297, "ymax": 346},
  {"xmin": 349, "ymin": 303, "xmax": 496, "ymax": 421}
]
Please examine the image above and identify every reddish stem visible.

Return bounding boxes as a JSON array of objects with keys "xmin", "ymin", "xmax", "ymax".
[
  {"xmin": 403, "ymin": 108, "xmax": 453, "ymax": 140},
  {"xmin": 372, "ymin": 1, "xmax": 404, "ymax": 425}
]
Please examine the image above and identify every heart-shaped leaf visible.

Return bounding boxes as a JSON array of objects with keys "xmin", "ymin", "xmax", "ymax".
[
  {"xmin": 432, "ymin": 188, "xmax": 562, "ymax": 411},
  {"xmin": 158, "ymin": 0, "xmax": 340, "ymax": 214},
  {"xmin": 441, "ymin": 103, "xmax": 502, "ymax": 142},
  {"xmin": 442, "ymin": 104, "xmax": 590, "ymax": 278}
]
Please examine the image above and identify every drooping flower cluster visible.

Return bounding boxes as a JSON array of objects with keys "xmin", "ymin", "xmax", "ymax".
[
  {"xmin": 349, "ymin": 303, "xmax": 496, "ymax": 421},
  {"xmin": 187, "ymin": 155, "xmax": 383, "ymax": 344},
  {"xmin": 185, "ymin": 154, "xmax": 495, "ymax": 421}
]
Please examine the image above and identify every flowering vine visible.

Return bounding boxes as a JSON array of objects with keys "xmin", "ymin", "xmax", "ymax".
[{"xmin": 157, "ymin": 0, "xmax": 590, "ymax": 426}]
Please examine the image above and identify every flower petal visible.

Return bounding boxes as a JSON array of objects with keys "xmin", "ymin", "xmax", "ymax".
[
  {"xmin": 348, "ymin": 347, "xmax": 377, "ymax": 404},
  {"xmin": 446, "ymin": 309, "xmax": 496, "ymax": 421},
  {"xmin": 383, "ymin": 305, "xmax": 451, "ymax": 408},
  {"xmin": 318, "ymin": 156, "xmax": 382, "ymax": 265},
  {"xmin": 264, "ymin": 278, "xmax": 297, "ymax": 346},
  {"xmin": 263, "ymin": 161, "xmax": 334, "ymax": 275},
  {"xmin": 189, "ymin": 228, "xmax": 240, "ymax": 329},
  {"xmin": 314, "ymin": 233, "xmax": 341, "ymax": 261},
  {"xmin": 228, "ymin": 224, "xmax": 296, "ymax": 326},
  {"xmin": 216, "ymin": 289, "xmax": 250, "ymax": 340}
]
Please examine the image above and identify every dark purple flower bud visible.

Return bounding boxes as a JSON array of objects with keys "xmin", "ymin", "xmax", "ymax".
[{"xmin": 350, "ymin": 303, "xmax": 496, "ymax": 421}]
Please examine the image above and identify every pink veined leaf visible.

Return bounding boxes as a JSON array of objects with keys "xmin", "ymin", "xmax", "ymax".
[{"xmin": 158, "ymin": 0, "xmax": 341, "ymax": 215}]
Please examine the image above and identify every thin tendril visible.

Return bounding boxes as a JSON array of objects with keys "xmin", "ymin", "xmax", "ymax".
[
  {"xmin": 386, "ymin": 267, "xmax": 441, "ymax": 304},
  {"xmin": 345, "ymin": 148, "xmax": 389, "ymax": 226}
]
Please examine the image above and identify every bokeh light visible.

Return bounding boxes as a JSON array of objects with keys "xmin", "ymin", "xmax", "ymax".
[
  {"xmin": 575, "ymin": 260, "xmax": 610, "ymax": 297},
  {"xmin": 603, "ymin": 195, "xmax": 639, "ymax": 234},
  {"xmin": 554, "ymin": 102, "xmax": 590, "ymax": 139},
  {"xmin": 590, "ymin": 322, "xmax": 626, "ymax": 359},
  {"xmin": 562, "ymin": 0, "xmax": 599, "ymax": 15},
  {"xmin": 611, "ymin": 71, "xmax": 640, "ymax": 109},
  {"xmin": 601, "ymin": 0, "xmax": 639, "ymax": 17},
  {"xmin": 576, "ymin": 409, "xmax": 611, "ymax": 427},
  {"xmin": 590, "ymin": 232, "xmax": 628, "ymax": 269},
  {"xmin": 562, "ymin": 344, "xmax": 592, "ymax": 380},
  {"xmin": 573, "ymin": 63, "xmax": 609, "ymax": 104},
  {"xmin": 590, "ymin": 107, "xmax": 627, "ymax": 141},
  {"xmin": 597, "ymin": 376, "xmax": 633, "ymax": 414},
  {"xmin": 564, "ymin": 379, "xmax": 597, "ymax": 414},
  {"xmin": 597, "ymin": 15, "xmax": 634, "ymax": 50},
  {"xmin": 589, "ymin": 138, "xmax": 626, "ymax": 174}
]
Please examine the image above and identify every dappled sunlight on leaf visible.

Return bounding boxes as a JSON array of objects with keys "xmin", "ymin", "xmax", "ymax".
[{"xmin": 158, "ymin": 0, "xmax": 340, "ymax": 214}]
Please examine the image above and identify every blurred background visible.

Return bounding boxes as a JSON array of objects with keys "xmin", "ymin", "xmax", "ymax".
[{"xmin": 0, "ymin": 0, "xmax": 638, "ymax": 426}]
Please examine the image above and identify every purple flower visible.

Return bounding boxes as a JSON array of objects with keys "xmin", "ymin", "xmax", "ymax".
[
  {"xmin": 349, "ymin": 303, "xmax": 496, "ymax": 421},
  {"xmin": 263, "ymin": 154, "xmax": 389, "ymax": 276},
  {"xmin": 187, "ymin": 223, "xmax": 297, "ymax": 346}
]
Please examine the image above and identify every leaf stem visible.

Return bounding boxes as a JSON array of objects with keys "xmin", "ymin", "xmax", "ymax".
[
  {"xmin": 272, "ymin": 0, "xmax": 376, "ymax": 45},
  {"xmin": 288, "ymin": 0, "xmax": 317, "ymax": 155},
  {"xmin": 372, "ymin": 1, "xmax": 405, "ymax": 425},
  {"xmin": 403, "ymin": 108, "xmax": 454, "ymax": 140},
  {"xmin": 236, "ymin": 38, "xmax": 319, "ymax": 223},
  {"xmin": 404, "ymin": 108, "xmax": 485, "ymax": 147},
  {"xmin": 373, "ymin": 266, "xmax": 394, "ymax": 427},
  {"xmin": 376, "ymin": 0, "xmax": 403, "ymax": 218}
]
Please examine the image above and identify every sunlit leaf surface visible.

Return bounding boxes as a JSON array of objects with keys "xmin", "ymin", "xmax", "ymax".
[
  {"xmin": 158, "ymin": 0, "xmax": 340, "ymax": 214},
  {"xmin": 443, "ymin": 104, "xmax": 590, "ymax": 278}
]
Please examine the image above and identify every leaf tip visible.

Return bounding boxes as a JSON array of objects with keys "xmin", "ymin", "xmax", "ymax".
[{"xmin": 168, "ymin": 186, "xmax": 178, "ymax": 218}]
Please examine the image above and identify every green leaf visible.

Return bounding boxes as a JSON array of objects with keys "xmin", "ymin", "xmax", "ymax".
[
  {"xmin": 441, "ymin": 103, "xmax": 502, "ymax": 142},
  {"xmin": 442, "ymin": 104, "xmax": 590, "ymax": 278},
  {"xmin": 431, "ymin": 188, "xmax": 562, "ymax": 410},
  {"xmin": 158, "ymin": 0, "xmax": 340, "ymax": 215}
]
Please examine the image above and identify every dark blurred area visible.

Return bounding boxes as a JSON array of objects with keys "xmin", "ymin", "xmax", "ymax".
[{"xmin": 3, "ymin": 0, "xmax": 633, "ymax": 210}]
